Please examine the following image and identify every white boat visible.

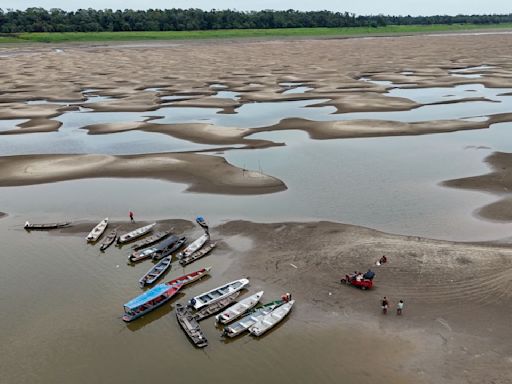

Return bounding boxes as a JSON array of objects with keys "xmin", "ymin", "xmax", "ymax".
[
  {"xmin": 249, "ymin": 300, "xmax": 295, "ymax": 336},
  {"xmin": 117, "ymin": 223, "xmax": 156, "ymax": 244},
  {"xmin": 177, "ymin": 233, "xmax": 209, "ymax": 259},
  {"xmin": 86, "ymin": 218, "xmax": 109, "ymax": 242},
  {"xmin": 216, "ymin": 291, "xmax": 264, "ymax": 324},
  {"xmin": 222, "ymin": 300, "xmax": 283, "ymax": 338},
  {"xmin": 188, "ymin": 278, "xmax": 249, "ymax": 310}
]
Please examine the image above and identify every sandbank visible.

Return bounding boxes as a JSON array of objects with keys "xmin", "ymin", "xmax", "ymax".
[{"xmin": 0, "ymin": 152, "xmax": 286, "ymax": 194}]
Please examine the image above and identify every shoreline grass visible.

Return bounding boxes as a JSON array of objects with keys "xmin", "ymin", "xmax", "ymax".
[{"xmin": 1, "ymin": 24, "xmax": 512, "ymax": 44}]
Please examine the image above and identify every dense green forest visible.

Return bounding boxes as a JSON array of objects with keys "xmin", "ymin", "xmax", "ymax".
[{"xmin": 1, "ymin": 8, "xmax": 512, "ymax": 33}]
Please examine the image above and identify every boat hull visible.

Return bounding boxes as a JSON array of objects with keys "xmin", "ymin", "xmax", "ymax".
[
  {"xmin": 249, "ymin": 300, "xmax": 295, "ymax": 336},
  {"xmin": 86, "ymin": 218, "xmax": 108, "ymax": 242}
]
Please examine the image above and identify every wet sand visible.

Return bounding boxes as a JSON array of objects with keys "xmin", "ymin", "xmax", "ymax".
[
  {"xmin": 0, "ymin": 153, "xmax": 286, "ymax": 194},
  {"xmin": 25, "ymin": 218, "xmax": 512, "ymax": 384},
  {"xmin": 444, "ymin": 151, "xmax": 512, "ymax": 221}
]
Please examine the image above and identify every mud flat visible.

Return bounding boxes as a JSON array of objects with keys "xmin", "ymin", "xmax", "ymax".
[
  {"xmin": 0, "ymin": 153, "xmax": 286, "ymax": 194},
  {"xmin": 216, "ymin": 220, "xmax": 512, "ymax": 384},
  {"xmin": 444, "ymin": 151, "xmax": 512, "ymax": 221}
]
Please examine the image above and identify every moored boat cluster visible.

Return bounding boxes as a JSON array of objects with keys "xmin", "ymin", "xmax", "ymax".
[{"xmin": 23, "ymin": 215, "xmax": 295, "ymax": 348}]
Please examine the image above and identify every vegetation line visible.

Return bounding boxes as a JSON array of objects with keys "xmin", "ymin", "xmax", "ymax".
[{"xmin": 1, "ymin": 24, "xmax": 512, "ymax": 43}]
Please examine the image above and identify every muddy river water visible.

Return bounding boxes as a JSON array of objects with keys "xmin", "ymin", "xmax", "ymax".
[{"xmin": 2, "ymin": 75, "xmax": 512, "ymax": 383}]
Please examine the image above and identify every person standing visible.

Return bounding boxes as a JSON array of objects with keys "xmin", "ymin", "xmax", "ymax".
[
  {"xmin": 397, "ymin": 299, "xmax": 404, "ymax": 315},
  {"xmin": 381, "ymin": 296, "xmax": 389, "ymax": 314},
  {"xmin": 129, "ymin": 211, "xmax": 134, "ymax": 223}
]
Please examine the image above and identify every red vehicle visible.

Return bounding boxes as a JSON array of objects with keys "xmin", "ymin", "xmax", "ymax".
[{"xmin": 340, "ymin": 273, "xmax": 373, "ymax": 290}]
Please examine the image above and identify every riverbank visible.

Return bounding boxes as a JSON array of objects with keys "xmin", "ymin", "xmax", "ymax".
[{"xmin": 14, "ymin": 217, "xmax": 512, "ymax": 383}]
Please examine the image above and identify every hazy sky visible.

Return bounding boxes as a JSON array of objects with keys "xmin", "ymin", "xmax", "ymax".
[{"xmin": 1, "ymin": 0, "xmax": 511, "ymax": 16}]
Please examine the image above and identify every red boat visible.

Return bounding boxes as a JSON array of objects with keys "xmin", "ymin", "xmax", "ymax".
[{"xmin": 340, "ymin": 273, "xmax": 373, "ymax": 290}]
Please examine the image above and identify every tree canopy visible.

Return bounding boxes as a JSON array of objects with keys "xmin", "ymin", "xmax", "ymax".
[{"xmin": 0, "ymin": 8, "xmax": 511, "ymax": 33}]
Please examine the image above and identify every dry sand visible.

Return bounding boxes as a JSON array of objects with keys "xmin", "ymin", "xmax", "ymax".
[{"xmin": 0, "ymin": 152, "xmax": 286, "ymax": 194}]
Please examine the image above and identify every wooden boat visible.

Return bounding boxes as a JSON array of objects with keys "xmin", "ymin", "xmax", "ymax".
[
  {"xmin": 249, "ymin": 300, "xmax": 295, "ymax": 336},
  {"xmin": 176, "ymin": 304, "xmax": 208, "ymax": 348},
  {"xmin": 24, "ymin": 221, "xmax": 70, "ymax": 230},
  {"xmin": 138, "ymin": 257, "xmax": 172, "ymax": 288},
  {"xmin": 194, "ymin": 291, "xmax": 240, "ymax": 321},
  {"xmin": 188, "ymin": 278, "xmax": 249, "ymax": 310},
  {"xmin": 216, "ymin": 291, "xmax": 264, "ymax": 324},
  {"xmin": 222, "ymin": 300, "xmax": 283, "ymax": 338},
  {"xmin": 195, "ymin": 216, "xmax": 209, "ymax": 231},
  {"xmin": 131, "ymin": 230, "xmax": 173, "ymax": 250},
  {"xmin": 128, "ymin": 234, "xmax": 181, "ymax": 263},
  {"xmin": 86, "ymin": 218, "xmax": 108, "ymax": 242},
  {"xmin": 179, "ymin": 242, "xmax": 216, "ymax": 266},
  {"xmin": 99, "ymin": 229, "xmax": 117, "ymax": 251},
  {"xmin": 177, "ymin": 233, "xmax": 209, "ymax": 259},
  {"xmin": 122, "ymin": 283, "xmax": 181, "ymax": 322},
  {"xmin": 152, "ymin": 236, "xmax": 186, "ymax": 261},
  {"xmin": 166, "ymin": 266, "xmax": 211, "ymax": 289},
  {"xmin": 117, "ymin": 223, "xmax": 156, "ymax": 244},
  {"xmin": 122, "ymin": 267, "xmax": 211, "ymax": 322}
]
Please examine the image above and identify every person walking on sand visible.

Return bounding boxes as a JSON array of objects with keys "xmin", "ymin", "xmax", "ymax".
[
  {"xmin": 381, "ymin": 296, "xmax": 389, "ymax": 314},
  {"xmin": 129, "ymin": 211, "xmax": 134, "ymax": 223},
  {"xmin": 397, "ymin": 299, "xmax": 404, "ymax": 315}
]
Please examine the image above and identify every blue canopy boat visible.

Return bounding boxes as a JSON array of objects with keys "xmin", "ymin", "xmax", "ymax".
[{"xmin": 122, "ymin": 283, "xmax": 180, "ymax": 322}]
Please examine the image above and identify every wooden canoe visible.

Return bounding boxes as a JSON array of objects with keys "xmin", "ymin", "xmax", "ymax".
[
  {"xmin": 100, "ymin": 229, "xmax": 117, "ymax": 251},
  {"xmin": 194, "ymin": 291, "xmax": 240, "ymax": 321},
  {"xmin": 176, "ymin": 304, "xmax": 208, "ymax": 348},
  {"xmin": 117, "ymin": 223, "xmax": 156, "ymax": 244},
  {"xmin": 24, "ymin": 221, "xmax": 71, "ymax": 230},
  {"xmin": 86, "ymin": 218, "xmax": 108, "ymax": 242},
  {"xmin": 139, "ymin": 257, "xmax": 172, "ymax": 288},
  {"xmin": 131, "ymin": 230, "xmax": 173, "ymax": 250},
  {"xmin": 249, "ymin": 300, "xmax": 295, "ymax": 336},
  {"xmin": 188, "ymin": 278, "xmax": 249, "ymax": 310},
  {"xmin": 177, "ymin": 233, "xmax": 209, "ymax": 259},
  {"xmin": 222, "ymin": 300, "xmax": 283, "ymax": 338},
  {"xmin": 179, "ymin": 242, "xmax": 216, "ymax": 266},
  {"xmin": 216, "ymin": 291, "xmax": 264, "ymax": 324}
]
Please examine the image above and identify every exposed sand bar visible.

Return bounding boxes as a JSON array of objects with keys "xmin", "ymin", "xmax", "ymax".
[
  {"xmin": 257, "ymin": 112, "xmax": 512, "ymax": 139},
  {"xmin": 0, "ymin": 118, "xmax": 62, "ymax": 135},
  {"xmin": 444, "ymin": 151, "xmax": 512, "ymax": 221},
  {"xmin": 216, "ymin": 220, "xmax": 512, "ymax": 384},
  {"xmin": 82, "ymin": 121, "xmax": 275, "ymax": 148},
  {"xmin": 0, "ymin": 212, "xmax": 6, "ymax": 219},
  {"xmin": 0, "ymin": 153, "xmax": 286, "ymax": 194}
]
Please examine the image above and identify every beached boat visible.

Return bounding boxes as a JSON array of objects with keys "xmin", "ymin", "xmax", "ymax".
[
  {"xmin": 86, "ymin": 218, "xmax": 108, "ymax": 242},
  {"xmin": 128, "ymin": 234, "xmax": 182, "ymax": 263},
  {"xmin": 222, "ymin": 300, "xmax": 283, "ymax": 338},
  {"xmin": 196, "ymin": 216, "xmax": 209, "ymax": 231},
  {"xmin": 138, "ymin": 257, "xmax": 172, "ymax": 288},
  {"xmin": 194, "ymin": 291, "xmax": 240, "ymax": 321},
  {"xmin": 122, "ymin": 267, "xmax": 211, "ymax": 322},
  {"xmin": 152, "ymin": 236, "xmax": 186, "ymax": 261},
  {"xmin": 188, "ymin": 278, "xmax": 249, "ymax": 310},
  {"xmin": 216, "ymin": 291, "xmax": 264, "ymax": 324},
  {"xmin": 122, "ymin": 283, "xmax": 181, "ymax": 322},
  {"xmin": 249, "ymin": 300, "xmax": 295, "ymax": 336},
  {"xmin": 177, "ymin": 233, "xmax": 209, "ymax": 259},
  {"xmin": 99, "ymin": 229, "xmax": 117, "ymax": 251},
  {"xmin": 179, "ymin": 242, "xmax": 216, "ymax": 266},
  {"xmin": 131, "ymin": 230, "xmax": 172, "ymax": 250},
  {"xmin": 166, "ymin": 266, "xmax": 211, "ymax": 288},
  {"xmin": 176, "ymin": 304, "xmax": 208, "ymax": 348},
  {"xmin": 24, "ymin": 221, "xmax": 70, "ymax": 230},
  {"xmin": 117, "ymin": 223, "xmax": 155, "ymax": 244}
]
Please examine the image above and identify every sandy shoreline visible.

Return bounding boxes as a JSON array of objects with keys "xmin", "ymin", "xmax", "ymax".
[
  {"xmin": 0, "ymin": 153, "xmax": 286, "ymax": 194},
  {"xmin": 33, "ymin": 218, "xmax": 512, "ymax": 383}
]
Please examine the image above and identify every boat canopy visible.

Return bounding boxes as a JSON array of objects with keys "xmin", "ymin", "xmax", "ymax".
[{"xmin": 124, "ymin": 284, "xmax": 170, "ymax": 310}]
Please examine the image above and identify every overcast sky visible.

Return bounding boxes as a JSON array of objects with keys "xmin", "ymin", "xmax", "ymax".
[{"xmin": 1, "ymin": 0, "xmax": 511, "ymax": 16}]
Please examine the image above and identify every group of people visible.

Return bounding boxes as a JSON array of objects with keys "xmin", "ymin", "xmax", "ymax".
[
  {"xmin": 350, "ymin": 269, "xmax": 376, "ymax": 282},
  {"xmin": 381, "ymin": 296, "xmax": 404, "ymax": 315}
]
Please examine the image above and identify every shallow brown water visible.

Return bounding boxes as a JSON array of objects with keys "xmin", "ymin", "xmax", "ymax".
[{"xmin": 0, "ymin": 218, "xmax": 414, "ymax": 384}]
